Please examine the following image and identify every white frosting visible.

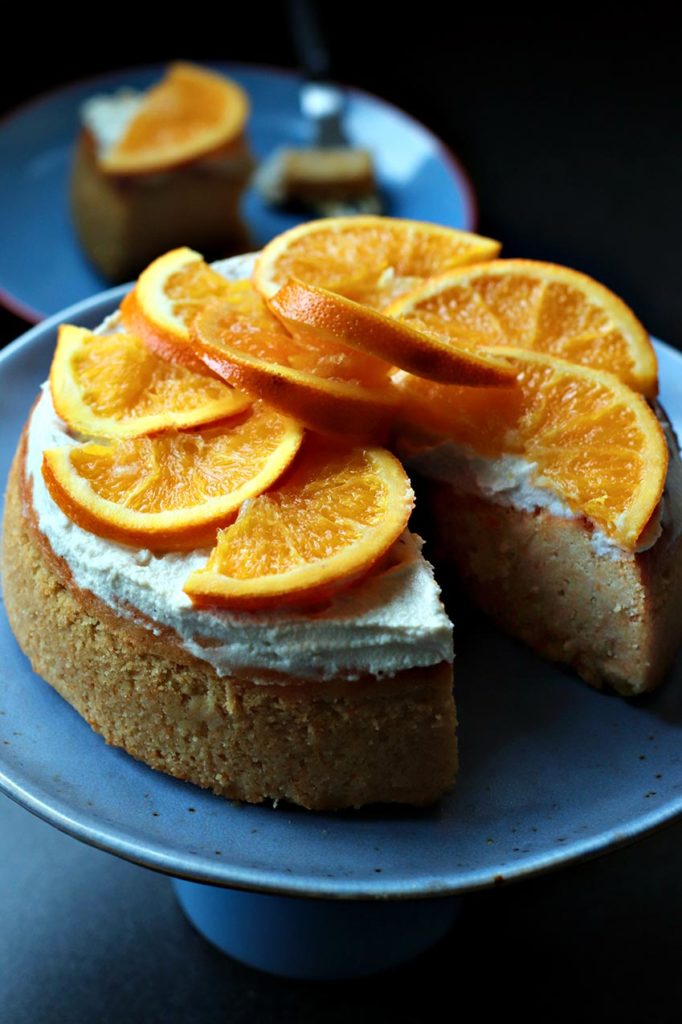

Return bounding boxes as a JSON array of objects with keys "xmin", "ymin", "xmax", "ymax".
[
  {"xmin": 26, "ymin": 388, "xmax": 453, "ymax": 682},
  {"xmin": 81, "ymin": 91, "xmax": 144, "ymax": 153},
  {"xmin": 400, "ymin": 435, "xmax": 637, "ymax": 561}
]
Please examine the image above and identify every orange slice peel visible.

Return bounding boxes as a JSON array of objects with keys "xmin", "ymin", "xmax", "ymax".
[
  {"xmin": 387, "ymin": 258, "xmax": 658, "ymax": 396},
  {"xmin": 269, "ymin": 277, "xmax": 517, "ymax": 387},
  {"xmin": 184, "ymin": 437, "xmax": 414, "ymax": 609},
  {"xmin": 191, "ymin": 300, "xmax": 399, "ymax": 442},
  {"xmin": 393, "ymin": 348, "xmax": 667, "ymax": 550},
  {"xmin": 100, "ymin": 62, "xmax": 249, "ymax": 176},
  {"xmin": 42, "ymin": 404, "xmax": 304, "ymax": 550},
  {"xmin": 50, "ymin": 323, "xmax": 250, "ymax": 438}
]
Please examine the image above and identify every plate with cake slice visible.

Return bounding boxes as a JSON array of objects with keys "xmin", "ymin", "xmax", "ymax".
[
  {"xmin": 0, "ymin": 62, "xmax": 475, "ymax": 323},
  {"xmin": 2, "ymin": 219, "xmax": 682, "ymax": 899}
]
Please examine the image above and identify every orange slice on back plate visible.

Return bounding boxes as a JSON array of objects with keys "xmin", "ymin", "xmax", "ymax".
[
  {"xmin": 269, "ymin": 278, "xmax": 517, "ymax": 387},
  {"xmin": 50, "ymin": 324, "xmax": 250, "ymax": 438},
  {"xmin": 190, "ymin": 300, "xmax": 399, "ymax": 442},
  {"xmin": 252, "ymin": 216, "xmax": 501, "ymax": 308},
  {"xmin": 387, "ymin": 259, "xmax": 658, "ymax": 396},
  {"xmin": 100, "ymin": 62, "xmax": 249, "ymax": 175},
  {"xmin": 393, "ymin": 348, "xmax": 667, "ymax": 551},
  {"xmin": 42, "ymin": 403, "xmax": 304, "ymax": 550},
  {"xmin": 184, "ymin": 437, "xmax": 414, "ymax": 609}
]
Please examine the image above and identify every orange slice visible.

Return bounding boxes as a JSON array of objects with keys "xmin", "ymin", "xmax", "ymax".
[
  {"xmin": 100, "ymin": 63, "xmax": 249, "ymax": 175},
  {"xmin": 184, "ymin": 437, "xmax": 414, "ymax": 609},
  {"xmin": 387, "ymin": 259, "xmax": 658, "ymax": 397},
  {"xmin": 42, "ymin": 404, "xmax": 304, "ymax": 551},
  {"xmin": 120, "ymin": 246, "xmax": 235, "ymax": 372},
  {"xmin": 269, "ymin": 278, "xmax": 517, "ymax": 387},
  {"xmin": 191, "ymin": 300, "xmax": 399, "ymax": 442},
  {"xmin": 393, "ymin": 348, "xmax": 667, "ymax": 550},
  {"xmin": 50, "ymin": 324, "xmax": 250, "ymax": 438},
  {"xmin": 252, "ymin": 216, "xmax": 501, "ymax": 308}
]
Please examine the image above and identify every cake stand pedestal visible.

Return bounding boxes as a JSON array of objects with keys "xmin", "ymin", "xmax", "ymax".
[{"xmin": 174, "ymin": 879, "xmax": 460, "ymax": 978}]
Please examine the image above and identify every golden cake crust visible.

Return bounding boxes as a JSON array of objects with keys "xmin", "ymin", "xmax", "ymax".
[{"xmin": 2, "ymin": 436, "xmax": 458, "ymax": 810}]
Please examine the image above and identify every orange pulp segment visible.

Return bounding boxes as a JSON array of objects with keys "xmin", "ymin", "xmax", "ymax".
[
  {"xmin": 184, "ymin": 437, "xmax": 414, "ymax": 609},
  {"xmin": 393, "ymin": 348, "xmax": 667, "ymax": 550},
  {"xmin": 42, "ymin": 403, "xmax": 304, "ymax": 550},
  {"xmin": 100, "ymin": 63, "xmax": 249, "ymax": 175},
  {"xmin": 50, "ymin": 324, "xmax": 250, "ymax": 438},
  {"xmin": 387, "ymin": 259, "xmax": 658, "ymax": 397},
  {"xmin": 269, "ymin": 277, "xmax": 517, "ymax": 387},
  {"xmin": 252, "ymin": 216, "xmax": 501, "ymax": 308},
  {"xmin": 191, "ymin": 300, "xmax": 399, "ymax": 442}
]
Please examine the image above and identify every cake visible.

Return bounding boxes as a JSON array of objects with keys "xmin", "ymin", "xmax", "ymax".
[
  {"xmin": 3, "ymin": 216, "xmax": 682, "ymax": 811},
  {"xmin": 71, "ymin": 63, "xmax": 254, "ymax": 282},
  {"xmin": 1, "ymin": 252, "xmax": 457, "ymax": 811}
]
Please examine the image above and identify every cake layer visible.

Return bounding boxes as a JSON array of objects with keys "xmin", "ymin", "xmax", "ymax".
[
  {"xmin": 3, "ymin": 445, "xmax": 458, "ymax": 809},
  {"xmin": 424, "ymin": 483, "xmax": 682, "ymax": 695},
  {"xmin": 71, "ymin": 130, "xmax": 253, "ymax": 281}
]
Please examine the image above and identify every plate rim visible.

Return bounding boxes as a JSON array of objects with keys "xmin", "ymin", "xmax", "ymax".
[{"xmin": 0, "ymin": 60, "xmax": 478, "ymax": 325}]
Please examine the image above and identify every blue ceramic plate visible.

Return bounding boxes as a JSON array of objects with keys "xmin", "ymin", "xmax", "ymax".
[
  {"xmin": 0, "ymin": 63, "xmax": 476, "ymax": 323},
  {"xmin": 2, "ymin": 292, "xmax": 682, "ymax": 899}
]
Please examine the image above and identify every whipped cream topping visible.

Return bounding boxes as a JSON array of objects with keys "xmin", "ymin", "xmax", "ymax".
[
  {"xmin": 81, "ymin": 91, "xmax": 144, "ymax": 154},
  {"xmin": 26, "ymin": 387, "xmax": 453, "ymax": 683},
  {"xmin": 398, "ymin": 431, "xmax": 649, "ymax": 560}
]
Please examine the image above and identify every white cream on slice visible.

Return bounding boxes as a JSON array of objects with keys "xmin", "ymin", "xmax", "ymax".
[
  {"xmin": 398, "ymin": 430, "xmax": 660, "ymax": 560},
  {"xmin": 81, "ymin": 91, "xmax": 144, "ymax": 155}
]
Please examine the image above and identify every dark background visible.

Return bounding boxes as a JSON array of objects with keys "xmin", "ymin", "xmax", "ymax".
[
  {"xmin": 2, "ymin": 3, "xmax": 682, "ymax": 1020},
  {"xmin": 1, "ymin": 1, "xmax": 680, "ymax": 346}
]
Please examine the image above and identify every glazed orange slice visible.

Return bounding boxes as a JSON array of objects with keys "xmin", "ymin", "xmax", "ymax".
[
  {"xmin": 253, "ymin": 216, "xmax": 501, "ymax": 308},
  {"xmin": 184, "ymin": 437, "xmax": 414, "ymax": 609},
  {"xmin": 120, "ymin": 247, "xmax": 234, "ymax": 372},
  {"xmin": 100, "ymin": 63, "xmax": 249, "ymax": 175},
  {"xmin": 393, "ymin": 348, "xmax": 667, "ymax": 550},
  {"xmin": 194, "ymin": 277, "xmax": 390, "ymax": 386},
  {"xmin": 50, "ymin": 324, "xmax": 250, "ymax": 438},
  {"xmin": 387, "ymin": 259, "xmax": 658, "ymax": 396},
  {"xmin": 269, "ymin": 278, "xmax": 517, "ymax": 387},
  {"xmin": 191, "ymin": 300, "xmax": 399, "ymax": 442},
  {"xmin": 42, "ymin": 404, "xmax": 304, "ymax": 550}
]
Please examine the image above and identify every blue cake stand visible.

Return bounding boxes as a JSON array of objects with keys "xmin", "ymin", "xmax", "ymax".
[{"xmin": 2, "ymin": 292, "xmax": 682, "ymax": 977}]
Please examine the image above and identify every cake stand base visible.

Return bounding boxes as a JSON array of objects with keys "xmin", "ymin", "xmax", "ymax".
[{"xmin": 173, "ymin": 878, "xmax": 461, "ymax": 979}]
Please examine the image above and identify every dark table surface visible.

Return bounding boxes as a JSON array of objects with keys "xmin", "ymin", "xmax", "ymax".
[{"xmin": 2, "ymin": 5, "xmax": 681, "ymax": 1020}]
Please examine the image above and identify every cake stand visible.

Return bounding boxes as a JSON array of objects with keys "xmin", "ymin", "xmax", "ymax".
[{"xmin": 2, "ymin": 293, "xmax": 682, "ymax": 978}]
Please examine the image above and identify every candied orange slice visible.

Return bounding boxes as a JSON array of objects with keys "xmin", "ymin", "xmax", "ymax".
[
  {"xmin": 269, "ymin": 278, "xmax": 517, "ymax": 387},
  {"xmin": 252, "ymin": 216, "xmax": 501, "ymax": 308},
  {"xmin": 393, "ymin": 348, "xmax": 667, "ymax": 550},
  {"xmin": 184, "ymin": 437, "xmax": 414, "ymax": 609},
  {"xmin": 191, "ymin": 300, "xmax": 399, "ymax": 442},
  {"xmin": 100, "ymin": 63, "xmax": 249, "ymax": 175},
  {"xmin": 387, "ymin": 259, "xmax": 658, "ymax": 397},
  {"xmin": 50, "ymin": 324, "xmax": 250, "ymax": 438},
  {"xmin": 120, "ymin": 246, "xmax": 236, "ymax": 372},
  {"xmin": 42, "ymin": 404, "xmax": 304, "ymax": 550}
]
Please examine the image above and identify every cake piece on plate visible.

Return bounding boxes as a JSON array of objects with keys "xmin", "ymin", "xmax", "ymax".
[{"xmin": 71, "ymin": 63, "xmax": 254, "ymax": 282}]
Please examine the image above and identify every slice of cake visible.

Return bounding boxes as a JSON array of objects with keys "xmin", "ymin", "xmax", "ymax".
[
  {"xmin": 71, "ymin": 63, "xmax": 254, "ymax": 282},
  {"xmin": 393, "ymin": 364, "xmax": 682, "ymax": 696}
]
